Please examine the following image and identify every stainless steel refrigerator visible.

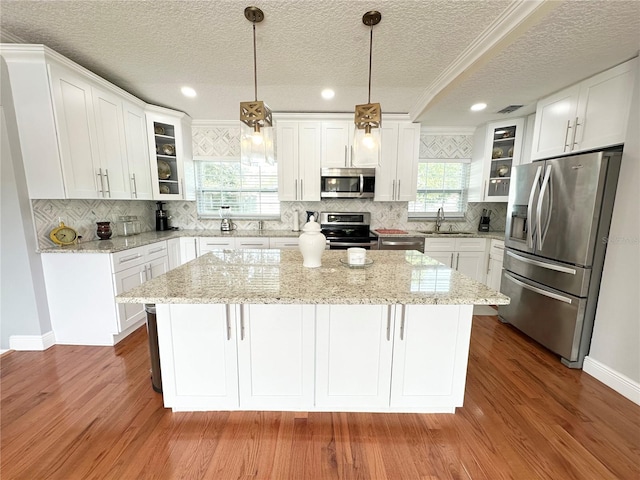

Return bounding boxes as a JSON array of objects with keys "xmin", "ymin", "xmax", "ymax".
[{"xmin": 498, "ymin": 148, "xmax": 622, "ymax": 368}]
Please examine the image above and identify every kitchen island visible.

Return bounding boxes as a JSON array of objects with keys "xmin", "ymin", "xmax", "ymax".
[{"xmin": 117, "ymin": 249, "xmax": 509, "ymax": 413}]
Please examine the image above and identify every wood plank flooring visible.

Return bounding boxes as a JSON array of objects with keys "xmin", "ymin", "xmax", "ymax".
[{"xmin": 2, "ymin": 314, "xmax": 639, "ymax": 479}]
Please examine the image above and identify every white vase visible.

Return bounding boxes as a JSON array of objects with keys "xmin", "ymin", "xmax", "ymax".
[{"xmin": 299, "ymin": 218, "xmax": 326, "ymax": 268}]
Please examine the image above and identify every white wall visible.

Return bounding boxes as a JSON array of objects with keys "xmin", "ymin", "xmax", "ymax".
[
  {"xmin": 0, "ymin": 58, "xmax": 53, "ymax": 350},
  {"xmin": 585, "ymin": 59, "xmax": 640, "ymax": 403}
]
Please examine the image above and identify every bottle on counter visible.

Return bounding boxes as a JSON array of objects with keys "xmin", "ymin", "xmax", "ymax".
[
  {"xmin": 292, "ymin": 210, "xmax": 300, "ymax": 232},
  {"xmin": 298, "ymin": 217, "xmax": 325, "ymax": 268}
]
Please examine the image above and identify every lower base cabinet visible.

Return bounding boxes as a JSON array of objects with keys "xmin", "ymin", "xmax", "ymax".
[
  {"xmin": 156, "ymin": 303, "xmax": 474, "ymax": 413},
  {"xmin": 424, "ymin": 238, "xmax": 488, "ymax": 283}
]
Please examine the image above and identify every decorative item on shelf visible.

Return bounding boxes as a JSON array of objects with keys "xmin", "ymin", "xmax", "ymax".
[
  {"xmin": 299, "ymin": 217, "xmax": 326, "ymax": 268},
  {"xmin": 497, "ymin": 165, "xmax": 510, "ymax": 177},
  {"xmin": 154, "ymin": 125, "xmax": 165, "ymax": 135},
  {"xmin": 96, "ymin": 221, "xmax": 112, "ymax": 240},
  {"xmin": 502, "ymin": 132, "xmax": 511, "ymax": 139},
  {"xmin": 353, "ymin": 10, "xmax": 382, "ymax": 163},
  {"xmin": 157, "ymin": 160, "xmax": 171, "ymax": 179},
  {"xmin": 492, "ymin": 147, "xmax": 503, "ymax": 159},
  {"xmin": 240, "ymin": 6, "xmax": 274, "ymax": 166},
  {"xmin": 507, "ymin": 146, "xmax": 514, "ymax": 158},
  {"xmin": 161, "ymin": 144, "xmax": 175, "ymax": 156},
  {"xmin": 159, "ymin": 184, "xmax": 171, "ymax": 194},
  {"xmin": 49, "ymin": 221, "xmax": 79, "ymax": 246}
]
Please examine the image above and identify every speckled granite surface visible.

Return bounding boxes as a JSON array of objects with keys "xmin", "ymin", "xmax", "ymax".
[
  {"xmin": 375, "ymin": 230, "xmax": 506, "ymax": 240},
  {"xmin": 39, "ymin": 229, "xmax": 506, "ymax": 253},
  {"xmin": 116, "ymin": 249, "xmax": 510, "ymax": 306}
]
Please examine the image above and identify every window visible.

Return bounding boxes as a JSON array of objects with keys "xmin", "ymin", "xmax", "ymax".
[
  {"xmin": 408, "ymin": 158, "xmax": 470, "ymax": 218},
  {"xmin": 195, "ymin": 159, "xmax": 280, "ymax": 218}
]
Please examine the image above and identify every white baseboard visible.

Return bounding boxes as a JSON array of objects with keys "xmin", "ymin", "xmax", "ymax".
[
  {"xmin": 583, "ymin": 356, "xmax": 640, "ymax": 406},
  {"xmin": 9, "ymin": 330, "xmax": 55, "ymax": 351}
]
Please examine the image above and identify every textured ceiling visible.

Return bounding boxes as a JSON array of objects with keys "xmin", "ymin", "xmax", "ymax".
[{"xmin": 1, "ymin": 0, "xmax": 639, "ymax": 127}]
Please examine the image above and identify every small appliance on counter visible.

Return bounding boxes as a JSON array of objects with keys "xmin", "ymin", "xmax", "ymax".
[
  {"xmin": 155, "ymin": 202, "xmax": 170, "ymax": 231},
  {"xmin": 219, "ymin": 206, "xmax": 236, "ymax": 232},
  {"xmin": 118, "ymin": 216, "xmax": 141, "ymax": 236},
  {"xmin": 478, "ymin": 209, "xmax": 491, "ymax": 232}
]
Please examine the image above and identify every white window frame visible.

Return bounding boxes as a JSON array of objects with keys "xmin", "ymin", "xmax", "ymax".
[
  {"xmin": 408, "ymin": 157, "xmax": 470, "ymax": 220},
  {"xmin": 194, "ymin": 157, "xmax": 280, "ymax": 219}
]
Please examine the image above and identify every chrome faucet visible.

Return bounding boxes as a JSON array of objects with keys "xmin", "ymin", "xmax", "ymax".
[{"xmin": 435, "ymin": 207, "xmax": 445, "ymax": 232}]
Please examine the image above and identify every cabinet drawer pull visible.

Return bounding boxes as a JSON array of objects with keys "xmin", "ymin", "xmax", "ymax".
[
  {"xmin": 131, "ymin": 173, "xmax": 138, "ymax": 198},
  {"xmin": 240, "ymin": 305, "xmax": 246, "ymax": 340},
  {"xmin": 148, "ymin": 247, "xmax": 166, "ymax": 254},
  {"xmin": 396, "ymin": 180, "xmax": 401, "ymax": 200},
  {"xmin": 119, "ymin": 253, "xmax": 143, "ymax": 264},
  {"xmin": 450, "ymin": 253, "xmax": 454, "ymax": 268},
  {"xmin": 344, "ymin": 145, "xmax": 348, "ymax": 167},
  {"xmin": 225, "ymin": 305, "xmax": 231, "ymax": 340},
  {"xmin": 399, "ymin": 305, "xmax": 406, "ymax": 341},
  {"xmin": 456, "ymin": 252, "xmax": 460, "ymax": 269},
  {"xmin": 386, "ymin": 306, "xmax": 392, "ymax": 341},
  {"xmin": 96, "ymin": 169, "xmax": 104, "ymax": 195}
]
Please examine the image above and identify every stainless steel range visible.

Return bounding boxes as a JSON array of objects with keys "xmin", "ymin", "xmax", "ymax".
[{"xmin": 319, "ymin": 212, "xmax": 378, "ymax": 250}]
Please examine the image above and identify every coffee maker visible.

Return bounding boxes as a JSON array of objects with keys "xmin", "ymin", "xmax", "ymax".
[
  {"xmin": 156, "ymin": 202, "xmax": 169, "ymax": 231},
  {"xmin": 478, "ymin": 209, "xmax": 491, "ymax": 232}
]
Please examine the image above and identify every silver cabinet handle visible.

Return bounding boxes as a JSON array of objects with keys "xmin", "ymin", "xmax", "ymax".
[
  {"xmin": 399, "ymin": 305, "xmax": 406, "ymax": 341},
  {"xmin": 194, "ymin": 238, "xmax": 199, "ymax": 257},
  {"xmin": 397, "ymin": 180, "xmax": 401, "ymax": 200},
  {"xmin": 103, "ymin": 169, "xmax": 111, "ymax": 197},
  {"xmin": 450, "ymin": 253, "xmax": 454, "ymax": 268},
  {"xmin": 139, "ymin": 267, "xmax": 146, "ymax": 283},
  {"xmin": 456, "ymin": 252, "xmax": 460, "ymax": 269},
  {"xmin": 563, "ymin": 119, "xmax": 572, "ymax": 152},
  {"xmin": 96, "ymin": 168, "xmax": 104, "ymax": 196},
  {"xmin": 350, "ymin": 145, "xmax": 354, "ymax": 167},
  {"xmin": 392, "ymin": 179, "xmax": 396, "ymax": 199},
  {"xmin": 486, "ymin": 254, "xmax": 491, "ymax": 275},
  {"xmin": 225, "ymin": 305, "xmax": 231, "ymax": 340},
  {"xmin": 300, "ymin": 179, "xmax": 303, "ymax": 200},
  {"xmin": 119, "ymin": 253, "xmax": 143, "ymax": 264},
  {"xmin": 386, "ymin": 306, "xmax": 392, "ymax": 341},
  {"xmin": 482, "ymin": 180, "xmax": 487, "ymax": 201},
  {"xmin": 131, "ymin": 173, "xmax": 138, "ymax": 198},
  {"xmin": 572, "ymin": 116, "xmax": 581, "ymax": 148},
  {"xmin": 344, "ymin": 145, "xmax": 348, "ymax": 167},
  {"xmin": 240, "ymin": 305, "xmax": 245, "ymax": 340},
  {"xmin": 294, "ymin": 179, "xmax": 298, "ymax": 200},
  {"xmin": 504, "ymin": 272, "xmax": 572, "ymax": 304},
  {"xmin": 239, "ymin": 243, "xmax": 264, "ymax": 246}
]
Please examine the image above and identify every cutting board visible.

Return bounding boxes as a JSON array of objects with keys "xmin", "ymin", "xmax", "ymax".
[{"xmin": 375, "ymin": 229, "xmax": 408, "ymax": 234}]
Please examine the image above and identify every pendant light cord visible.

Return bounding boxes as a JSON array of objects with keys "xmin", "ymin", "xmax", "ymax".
[
  {"xmin": 253, "ymin": 22, "xmax": 258, "ymax": 102},
  {"xmin": 368, "ymin": 23, "xmax": 373, "ymax": 104}
]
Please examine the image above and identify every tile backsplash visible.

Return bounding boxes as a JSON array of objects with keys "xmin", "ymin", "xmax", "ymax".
[{"xmin": 30, "ymin": 197, "xmax": 506, "ymax": 249}]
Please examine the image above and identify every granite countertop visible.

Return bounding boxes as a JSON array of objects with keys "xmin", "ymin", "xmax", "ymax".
[
  {"xmin": 40, "ymin": 228, "xmax": 505, "ymax": 254},
  {"xmin": 38, "ymin": 229, "xmax": 302, "ymax": 254},
  {"xmin": 116, "ymin": 249, "xmax": 510, "ymax": 306}
]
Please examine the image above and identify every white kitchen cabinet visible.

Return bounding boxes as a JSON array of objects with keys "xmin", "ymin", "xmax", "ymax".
[
  {"xmin": 374, "ymin": 121, "xmax": 420, "ymax": 201},
  {"xmin": 168, "ymin": 237, "xmax": 198, "ymax": 268},
  {"xmin": 321, "ymin": 121, "xmax": 353, "ymax": 167},
  {"xmin": 167, "ymin": 237, "xmax": 181, "ymax": 270},
  {"xmin": 146, "ymin": 106, "xmax": 194, "ymax": 200},
  {"xmin": 158, "ymin": 304, "xmax": 239, "ymax": 411},
  {"xmin": 486, "ymin": 239, "xmax": 505, "ymax": 291},
  {"xmin": 531, "ymin": 58, "xmax": 637, "ymax": 160},
  {"xmin": 269, "ymin": 237, "xmax": 300, "ymax": 249},
  {"xmin": 469, "ymin": 118, "xmax": 525, "ymax": 203},
  {"xmin": 41, "ymin": 241, "xmax": 169, "ymax": 346},
  {"xmin": 390, "ymin": 304, "xmax": 473, "ymax": 410},
  {"xmin": 198, "ymin": 237, "xmax": 235, "ymax": 253},
  {"xmin": 276, "ymin": 121, "xmax": 321, "ymax": 201},
  {"xmin": 123, "ymin": 101, "xmax": 153, "ymax": 199},
  {"xmin": 315, "ymin": 304, "xmax": 394, "ymax": 410},
  {"xmin": 236, "ymin": 304, "xmax": 315, "ymax": 410},
  {"xmin": 424, "ymin": 237, "xmax": 488, "ymax": 283}
]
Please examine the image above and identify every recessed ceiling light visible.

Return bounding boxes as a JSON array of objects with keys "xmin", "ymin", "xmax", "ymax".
[
  {"xmin": 321, "ymin": 89, "xmax": 335, "ymax": 100},
  {"xmin": 470, "ymin": 103, "xmax": 487, "ymax": 112},
  {"xmin": 181, "ymin": 86, "xmax": 197, "ymax": 97}
]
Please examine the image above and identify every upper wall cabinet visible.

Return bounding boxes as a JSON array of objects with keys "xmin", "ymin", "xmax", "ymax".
[
  {"xmin": 321, "ymin": 121, "xmax": 379, "ymax": 168},
  {"xmin": 0, "ymin": 44, "xmax": 157, "ymax": 200},
  {"xmin": 276, "ymin": 120, "xmax": 321, "ymax": 201},
  {"xmin": 374, "ymin": 121, "xmax": 421, "ymax": 202},
  {"xmin": 146, "ymin": 106, "xmax": 194, "ymax": 201},
  {"xmin": 531, "ymin": 57, "xmax": 637, "ymax": 160},
  {"xmin": 468, "ymin": 118, "xmax": 525, "ymax": 203}
]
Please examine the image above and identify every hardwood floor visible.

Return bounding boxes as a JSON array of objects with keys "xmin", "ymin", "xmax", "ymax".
[{"xmin": 2, "ymin": 315, "xmax": 639, "ymax": 479}]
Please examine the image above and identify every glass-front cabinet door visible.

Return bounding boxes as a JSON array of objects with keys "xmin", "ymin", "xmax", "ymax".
[{"xmin": 483, "ymin": 118, "xmax": 524, "ymax": 202}]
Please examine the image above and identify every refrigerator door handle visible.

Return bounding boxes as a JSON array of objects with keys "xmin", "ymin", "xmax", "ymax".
[
  {"xmin": 536, "ymin": 165, "xmax": 552, "ymax": 249},
  {"xmin": 504, "ymin": 272, "xmax": 573, "ymax": 304},
  {"xmin": 527, "ymin": 165, "xmax": 543, "ymax": 248},
  {"xmin": 506, "ymin": 250, "xmax": 577, "ymax": 275}
]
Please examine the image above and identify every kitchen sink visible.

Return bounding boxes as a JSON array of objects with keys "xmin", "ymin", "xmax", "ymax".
[{"xmin": 419, "ymin": 231, "xmax": 475, "ymax": 235}]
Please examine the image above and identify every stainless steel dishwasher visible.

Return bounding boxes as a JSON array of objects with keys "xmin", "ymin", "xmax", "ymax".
[{"xmin": 377, "ymin": 236, "xmax": 425, "ymax": 252}]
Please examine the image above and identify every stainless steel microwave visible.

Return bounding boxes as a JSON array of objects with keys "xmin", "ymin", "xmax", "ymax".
[{"xmin": 320, "ymin": 168, "xmax": 375, "ymax": 199}]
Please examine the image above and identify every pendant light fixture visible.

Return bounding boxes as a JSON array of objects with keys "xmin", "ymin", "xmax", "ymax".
[
  {"xmin": 353, "ymin": 10, "xmax": 382, "ymax": 164},
  {"xmin": 240, "ymin": 6, "xmax": 274, "ymax": 165}
]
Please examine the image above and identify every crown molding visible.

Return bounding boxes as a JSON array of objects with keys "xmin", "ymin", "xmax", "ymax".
[
  {"xmin": 409, "ymin": 0, "xmax": 558, "ymax": 121},
  {"xmin": 420, "ymin": 127, "xmax": 476, "ymax": 136}
]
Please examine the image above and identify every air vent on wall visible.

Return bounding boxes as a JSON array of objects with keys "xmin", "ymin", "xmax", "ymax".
[{"xmin": 496, "ymin": 105, "xmax": 524, "ymax": 114}]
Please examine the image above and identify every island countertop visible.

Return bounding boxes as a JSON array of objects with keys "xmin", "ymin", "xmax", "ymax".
[{"xmin": 116, "ymin": 249, "xmax": 510, "ymax": 306}]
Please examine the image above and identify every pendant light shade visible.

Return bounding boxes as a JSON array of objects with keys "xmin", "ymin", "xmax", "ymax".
[
  {"xmin": 240, "ymin": 6, "xmax": 274, "ymax": 165},
  {"xmin": 353, "ymin": 11, "xmax": 382, "ymax": 164}
]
